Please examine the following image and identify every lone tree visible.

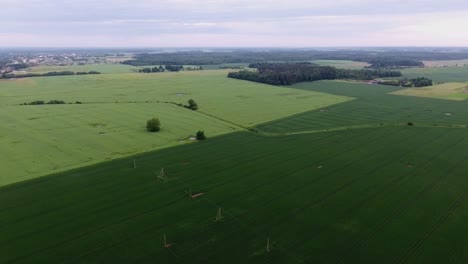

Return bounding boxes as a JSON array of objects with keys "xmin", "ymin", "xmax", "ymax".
[
  {"xmin": 187, "ymin": 99, "xmax": 198, "ymax": 110},
  {"xmin": 146, "ymin": 118, "xmax": 161, "ymax": 132},
  {"xmin": 196, "ymin": 130, "xmax": 206, "ymax": 140}
]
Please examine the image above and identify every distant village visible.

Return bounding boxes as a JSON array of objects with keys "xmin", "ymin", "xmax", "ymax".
[{"xmin": 0, "ymin": 52, "xmax": 118, "ymax": 76}]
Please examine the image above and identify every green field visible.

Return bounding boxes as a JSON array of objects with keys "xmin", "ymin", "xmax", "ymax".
[
  {"xmin": 311, "ymin": 60, "xmax": 370, "ymax": 69},
  {"xmin": 391, "ymin": 82, "xmax": 468, "ymax": 101},
  {"xmin": 400, "ymin": 66, "xmax": 468, "ymax": 83},
  {"xmin": 2, "ymin": 126, "xmax": 468, "ymax": 263},
  {"xmin": 258, "ymin": 80, "xmax": 468, "ymax": 133},
  {"xmin": 0, "ymin": 71, "xmax": 350, "ymax": 185},
  {"xmin": 3, "ymin": 64, "xmax": 468, "ymax": 263},
  {"xmin": 24, "ymin": 64, "xmax": 139, "ymax": 74}
]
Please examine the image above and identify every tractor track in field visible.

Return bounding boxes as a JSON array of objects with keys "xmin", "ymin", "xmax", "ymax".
[
  {"xmin": 285, "ymin": 129, "xmax": 457, "ymax": 262},
  {"xmin": 335, "ymin": 138, "xmax": 467, "ymax": 264},
  {"xmin": 398, "ymin": 191, "xmax": 468, "ymax": 264},
  {"xmin": 195, "ymin": 128, "xmax": 433, "ymax": 263}
]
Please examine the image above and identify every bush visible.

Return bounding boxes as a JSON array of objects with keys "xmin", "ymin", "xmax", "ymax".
[
  {"xmin": 47, "ymin": 100, "xmax": 66, "ymax": 104},
  {"xmin": 196, "ymin": 130, "xmax": 206, "ymax": 140},
  {"xmin": 29, "ymin": 100, "xmax": 45, "ymax": 105},
  {"xmin": 187, "ymin": 99, "xmax": 198, "ymax": 110},
  {"xmin": 407, "ymin": 122, "xmax": 414, "ymax": 126},
  {"xmin": 146, "ymin": 118, "xmax": 161, "ymax": 132}
]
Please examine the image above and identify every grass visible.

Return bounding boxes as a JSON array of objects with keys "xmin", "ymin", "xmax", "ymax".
[
  {"xmin": 0, "ymin": 70, "xmax": 350, "ymax": 185},
  {"xmin": 311, "ymin": 60, "xmax": 370, "ymax": 69},
  {"xmin": 400, "ymin": 66, "xmax": 468, "ymax": 83},
  {"xmin": 423, "ymin": 59, "xmax": 468, "ymax": 68},
  {"xmin": 391, "ymin": 82, "xmax": 468, "ymax": 101},
  {"xmin": 2, "ymin": 127, "xmax": 468, "ymax": 263},
  {"xmin": 257, "ymin": 80, "xmax": 468, "ymax": 133},
  {"xmin": 0, "ymin": 103, "xmax": 236, "ymax": 186},
  {"xmin": 23, "ymin": 64, "xmax": 140, "ymax": 74}
]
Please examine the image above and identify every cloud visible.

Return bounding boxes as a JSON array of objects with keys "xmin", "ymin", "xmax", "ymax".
[{"xmin": 0, "ymin": 0, "xmax": 467, "ymax": 47}]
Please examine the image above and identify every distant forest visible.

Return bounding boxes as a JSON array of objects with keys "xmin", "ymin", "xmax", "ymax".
[
  {"xmin": 122, "ymin": 50, "xmax": 468, "ymax": 68},
  {"xmin": 227, "ymin": 63, "xmax": 402, "ymax": 85}
]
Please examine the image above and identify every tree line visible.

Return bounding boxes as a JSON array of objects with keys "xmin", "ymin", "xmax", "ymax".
[
  {"xmin": 1, "ymin": 71, "xmax": 101, "ymax": 79},
  {"xmin": 227, "ymin": 63, "xmax": 402, "ymax": 86},
  {"xmin": 378, "ymin": 77, "xmax": 433, "ymax": 87},
  {"xmin": 138, "ymin": 65, "xmax": 185, "ymax": 73},
  {"xmin": 121, "ymin": 49, "xmax": 468, "ymax": 68}
]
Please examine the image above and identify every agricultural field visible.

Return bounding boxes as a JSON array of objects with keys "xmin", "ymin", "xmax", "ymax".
[
  {"xmin": 400, "ymin": 66, "xmax": 468, "ymax": 83},
  {"xmin": 2, "ymin": 127, "xmax": 468, "ymax": 263},
  {"xmin": 423, "ymin": 59, "xmax": 468, "ymax": 67},
  {"xmin": 4, "ymin": 55, "xmax": 468, "ymax": 264},
  {"xmin": 311, "ymin": 60, "xmax": 370, "ymax": 69},
  {"xmin": 23, "ymin": 64, "xmax": 139, "ymax": 74},
  {"xmin": 0, "ymin": 70, "xmax": 350, "ymax": 185},
  {"xmin": 391, "ymin": 82, "xmax": 468, "ymax": 101},
  {"xmin": 258, "ymin": 80, "xmax": 468, "ymax": 133}
]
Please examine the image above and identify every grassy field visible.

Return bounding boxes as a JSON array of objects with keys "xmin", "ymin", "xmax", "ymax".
[
  {"xmin": 2, "ymin": 126, "xmax": 468, "ymax": 263},
  {"xmin": 258, "ymin": 80, "xmax": 468, "ymax": 133},
  {"xmin": 391, "ymin": 82, "xmax": 468, "ymax": 101},
  {"xmin": 311, "ymin": 60, "xmax": 370, "ymax": 69},
  {"xmin": 0, "ymin": 103, "xmax": 236, "ymax": 186},
  {"xmin": 423, "ymin": 60, "xmax": 468, "ymax": 67},
  {"xmin": 0, "ymin": 71, "xmax": 350, "ymax": 185},
  {"xmin": 400, "ymin": 66, "xmax": 468, "ymax": 83},
  {"xmin": 23, "ymin": 64, "xmax": 139, "ymax": 74}
]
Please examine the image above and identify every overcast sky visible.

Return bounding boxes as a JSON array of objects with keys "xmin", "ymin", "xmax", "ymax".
[{"xmin": 1, "ymin": 0, "xmax": 468, "ymax": 47}]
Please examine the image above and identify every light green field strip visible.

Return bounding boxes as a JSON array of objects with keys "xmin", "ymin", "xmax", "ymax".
[
  {"xmin": 22, "ymin": 64, "xmax": 139, "ymax": 74},
  {"xmin": 0, "ymin": 70, "xmax": 351, "ymax": 185},
  {"xmin": 390, "ymin": 82, "xmax": 468, "ymax": 101},
  {"xmin": 0, "ymin": 103, "xmax": 237, "ymax": 186},
  {"xmin": 400, "ymin": 66, "xmax": 468, "ymax": 83},
  {"xmin": 311, "ymin": 60, "xmax": 370, "ymax": 69},
  {"xmin": 0, "ymin": 70, "xmax": 352, "ymax": 126}
]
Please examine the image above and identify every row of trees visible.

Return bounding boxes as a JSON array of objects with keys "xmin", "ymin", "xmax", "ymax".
[
  {"xmin": 121, "ymin": 50, "xmax": 468, "ymax": 67},
  {"xmin": 138, "ymin": 65, "xmax": 184, "ymax": 73},
  {"xmin": 378, "ymin": 77, "xmax": 433, "ymax": 87},
  {"xmin": 228, "ymin": 63, "xmax": 402, "ymax": 86},
  {"xmin": 1, "ymin": 71, "xmax": 101, "ymax": 79}
]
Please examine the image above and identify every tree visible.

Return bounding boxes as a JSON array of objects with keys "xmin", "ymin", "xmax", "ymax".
[
  {"xmin": 187, "ymin": 99, "xmax": 198, "ymax": 110},
  {"xmin": 196, "ymin": 130, "xmax": 206, "ymax": 140},
  {"xmin": 146, "ymin": 118, "xmax": 161, "ymax": 132}
]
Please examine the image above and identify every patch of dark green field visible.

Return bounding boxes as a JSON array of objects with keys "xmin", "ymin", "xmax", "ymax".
[
  {"xmin": 2, "ymin": 126, "xmax": 468, "ymax": 263},
  {"xmin": 257, "ymin": 81, "xmax": 468, "ymax": 133}
]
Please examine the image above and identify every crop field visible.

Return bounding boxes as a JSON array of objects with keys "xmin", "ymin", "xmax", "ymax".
[
  {"xmin": 23, "ymin": 64, "xmax": 139, "ymax": 74},
  {"xmin": 0, "ymin": 71, "xmax": 350, "ymax": 185},
  {"xmin": 0, "ymin": 103, "xmax": 236, "ymax": 186},
  {"xmin": 391, "ymin": 82, "xmax": 468, "ymax": 101},
  {"xmin": 258, "ymin": 80, "xmax": 468, "ymax": 133},
  {"xmin": 2, "ymin": 126, "xmax": 468, "ymax": 263},
  {"xmin": 400, "ymin": 66, "xmax": 468, "ymax": 83},
  {"xmin": 423, "ymin": 60, "xmax": 468, "ymax": 68},
  {"xmin": 311, "ymin": 60, "xmax": 370, "ymax": 69},
  {"xmin": 3, "ymin": 61, "xmax": 468, "ymax": 264}
]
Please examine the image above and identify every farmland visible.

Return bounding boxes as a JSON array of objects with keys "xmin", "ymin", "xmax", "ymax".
[
  {"xmin": 22, "ymin": 64, "xmax": 139, "ymax": 74},
  {"xmin": 311, "ymin": 60, "xmax": 370, "ymax": 69},
  {"xmin": 2, "ymin": 126, "xmax": 468, "ymax": 263},
  {"xmin": 3, "ymin": 51, "xmax": 468, "ymax": 264},
  {"xmin": 0, "ymin": 70, "xmax": 350, "ymax": 185},
  {"xmin": 391, "ymin": 82, "xmax": 468, "ymax": 101},
  {"xmin": 400, "ymin": 66, "xmax": 468, "ymax": 83},
  {"xmin": 258, "ymin": 80, "xmax": 468, "ymax": 133}
]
